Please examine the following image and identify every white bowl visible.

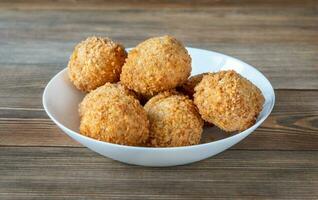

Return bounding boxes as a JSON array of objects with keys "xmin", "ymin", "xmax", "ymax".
[{"xmin": 43, "ymin": 47, "xmax": 275, "ymax": 167}]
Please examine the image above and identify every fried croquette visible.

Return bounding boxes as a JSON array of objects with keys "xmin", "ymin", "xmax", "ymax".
[
  {"xmin": 68, "ymin": 37, "xmax": 127, "ymax": 92},
  {"xmin": 79, "ymin": 83, "xmax": 149, "ymax": 146},
  {"xmin": 178, "ymin": 73, "xmax": 210, "ymax": 98},
  {"xmin": 194, "ymin": 70, "xmax": 265, "ymax": 132},
  {"xmin": 144, "ymin": 91, "xmax": 203, "ymax": 147},
  {"xmin": 120, "ymin": 35, "xmax": 191, "ymax": 98}
]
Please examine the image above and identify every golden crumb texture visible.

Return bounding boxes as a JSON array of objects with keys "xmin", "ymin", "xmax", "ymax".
[
  {"xmin": 178, "ymin": 73, "xmax": 210, "ymax": 98},
  {"xmin": 79, "ymin": 83, "xmax": 149, "ymax": 146},
  {"xmin": 120, "ymin": 35, "xmax": 191, "ymax": 98},
  {"xmin": 68, "ymin": 36, "xmax": 127, "ymax": 92},
  {"xmin": 145, "ymin": 91, "xmax": 203, "ymax": 147},
  {"xmin": 194, "ymin": 70, "xmax": 265, "ymax": 132}
]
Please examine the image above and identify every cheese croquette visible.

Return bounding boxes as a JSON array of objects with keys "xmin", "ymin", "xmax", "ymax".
[
  {"xmin": 120, "ymin": 35, "xmax": 191, "ymax": 98},
  {"xmin": 145, "ymin": 91, "xmax": 203, "ymax": 147},
  {"xmin": 178, "ymin": 73, "xmax": 210, "ymax": 98},
  {"xmin": 194, "ymin": 70, "xmax": 264, "ymax": 132},
  {"xmin": 79, "ymin": 83, "xmax": 149, "ymax": 146},
  {"xmin": 68, "ymin": 37, "xmax": 127, "ymax": 92}
]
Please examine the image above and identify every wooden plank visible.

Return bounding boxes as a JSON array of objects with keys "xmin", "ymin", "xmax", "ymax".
[
  {"xmin": 0, "ymin": 147, "xmax": 317, "ymax": 199},
  {"xmin": 0, "ymin": 118, "xmax": 79, "ymax": 147},
  {"xmin": 0, "ymin": 0, "xmax": 317, "ymax": 10},
  {"xmin": 0, "ymin": 64, "xmax": 63, "ymax": 109},
  {"xmin": 0, "ymin": 90, "xmax": 317, "ymax": 150},
  {"xmin": 0, "ymin": 1, "xmax": 317, "ymax": 89}
]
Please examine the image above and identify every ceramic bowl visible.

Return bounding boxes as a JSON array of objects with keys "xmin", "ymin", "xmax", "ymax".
[{"xmin": 43, "ymin": 47, "xmax": 275, "ymax": 167}]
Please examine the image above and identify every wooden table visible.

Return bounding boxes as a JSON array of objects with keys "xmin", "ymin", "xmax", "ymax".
[{"xmin": 0, "ymin": 0, "xmax": 317, "ymax": 199}]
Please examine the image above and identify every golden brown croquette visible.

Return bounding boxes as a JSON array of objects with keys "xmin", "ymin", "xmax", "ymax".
[
  {"xmin": 120, "ymin": 35, "xmax": 191, "ymax": 98},
  {"xmin": 68, "ymin": 37, "xmax": 127, "ymax": 92},
  {"xmin": 79, "ymin": 83, "xmax": 149, "ymax": 146},
  {"xmin": 144, "ymin": 91, "xmax": 203, "ymax": 147},
  {"xmin": 194, "ymin": 70, "xmax": 264, "ymax": 132}
]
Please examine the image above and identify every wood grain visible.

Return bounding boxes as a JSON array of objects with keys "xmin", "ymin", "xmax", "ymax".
[
  {"xmin": 0, "ymin": 147, "xmax": 317, "ymax": 199},
  {"xmin": 0, "ymin": 0, "xmax": 317, "ymax": 9},
  {"xmin": 0, "ymin": 0, "xmax": 317, "ymax": 90},
  {"xmin": 0, "ymin": 1, "xmax": 318, "ymax": 199},
  {"xmin": 1, "ymin": 90, "xmax": 317, "ymax": 150}
]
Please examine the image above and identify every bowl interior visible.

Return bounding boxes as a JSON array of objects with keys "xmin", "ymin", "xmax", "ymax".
[{"xmin": 43, "ymin": 47, "xmax": 275, "ymax": 147}]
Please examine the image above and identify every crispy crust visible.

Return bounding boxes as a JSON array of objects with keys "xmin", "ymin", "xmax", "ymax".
[
  {"xmin": 68, "ymin": 36, "xmax": 127, "ymax": 92},
  {"xmin": 144, "ymin": 92, "xmax": 203, "ymax": 147},
  {"xmin": 120, "ymin": 35, "xmax": 191, "ymax": 98},
  {"xmin": 143, "ymin": 90, "xmax": 179, "ymax": 109},
  {"xmin": 79, "ymin": 83, "xmax": 149, "ymax": 146},
  {"xmin": 194, "ymin": 70, "xmax": 265, "ymax": 132},
  {"xmin": 178, "ymin": 73, "xmax": 210, "ymax": 98},
  {"xmin": 178, "ymin": 73, "xmax": 214, "ymax": 127}
]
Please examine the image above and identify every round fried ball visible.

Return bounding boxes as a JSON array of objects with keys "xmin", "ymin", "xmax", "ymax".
[
  {"xmin": 120, "ymin": 35, "xmax": 191, "ymax": 98},
  {"xmin": 68, "ymin": 36, "xmax": 127, "ymax": 92},
  {"xmin": 178, "ymin": 73, "xmax": 210, "ymax": 99},
  {"xmin": 144, "ymin": 91, "xmax": 203, "ymax": 147},
  {"xmin": 79, "ymin": 83, "xmax": 149, "ymax": 146},
  {"xmin": 194, "ymin": 70, "xmax": 265, "ymax": 132}
]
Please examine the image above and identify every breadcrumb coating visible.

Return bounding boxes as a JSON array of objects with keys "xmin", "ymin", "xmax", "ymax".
[
  {"xmin": 178, "ymin": 73, "xmax": 210, "ymax": 99},
  {"xmin": 68, "ymin": 36, "xmax": 127, "ymax": 92},
  {"xmin": 194, "ymin": 70, "xmax": 265, "ymax": 132},
  {"xmin": 120, "ymin": 35, "xmax": 191, "ymax": 98},
  {"xmin": 144, "ymin": 91, "xmax": 203, "ymax": 147},
  {"xmin": 79, "ymin": 83, "xmax": 149, "ymax": 146}
]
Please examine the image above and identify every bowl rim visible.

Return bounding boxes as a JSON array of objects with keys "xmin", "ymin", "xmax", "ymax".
[{"xmin": 42, "ymin": 47, "xmax": 275, "ymax": 151}]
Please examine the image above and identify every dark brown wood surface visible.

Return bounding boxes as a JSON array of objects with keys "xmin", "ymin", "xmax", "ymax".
[{"xmin": 0, "ymin": 0, "xmax": 317, "ymax": 199}]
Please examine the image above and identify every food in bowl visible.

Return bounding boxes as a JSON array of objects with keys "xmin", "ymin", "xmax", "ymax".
[
  {"xmin": 68, "ymin": 36, "xmax": 127, "ymax": 92},
  {"xmin": 67, "ymin": 35, "xmax": 265, "ymax": 147},
  {"xmin": 194, "ymin": 70, "xmax": 265, "ymax": 132},
  {"xmin": 79, "ymin": 83, "xmax": 149, "ymax": 146},
  {"xmin": 120, "ymin": 35, "xmax": 191, "ymax": 99},
  {"xmin": 144, "ymin": 91, "xmax": 203, "ymax": 147},
  {"xmin": 178, "ymin": 73, "xmax": 215, "ymax": 127},
  {"xmin": 178, "ymin": 73, "xmax": 209, "ymax": 99}
]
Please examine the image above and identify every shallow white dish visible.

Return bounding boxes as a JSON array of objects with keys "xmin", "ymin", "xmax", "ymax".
[{"xmin": 43, "ymin": 47, "xmax": 275, "ymax": 167}]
